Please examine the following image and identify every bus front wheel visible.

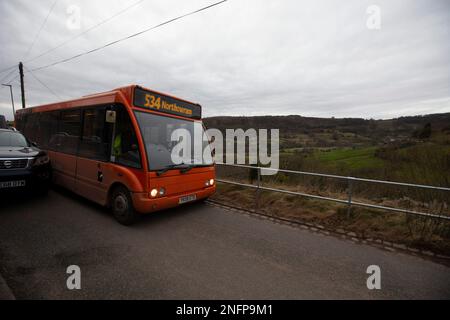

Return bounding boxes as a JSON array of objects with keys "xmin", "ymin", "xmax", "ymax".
[{"xmin": 111, "ymin": 186, "xmax": 138, "ymax": 225}]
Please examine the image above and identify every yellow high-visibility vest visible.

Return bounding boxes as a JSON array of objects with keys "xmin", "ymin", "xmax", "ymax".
[{"xmin": 113, "ymin": 134, "xmax": 122, "ymax": 156}]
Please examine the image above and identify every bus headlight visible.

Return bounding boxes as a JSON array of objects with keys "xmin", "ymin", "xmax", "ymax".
[
  {"xmin": 150, "ymin": 188, "xmax": 158, "ymax": 197},
  {"xmin": 209, "ymin": 179, "xmax": 214, "ymax": 186},
  {"xmin": 159, "ymin": 187, "xmax": 166, "ymax": 196}
]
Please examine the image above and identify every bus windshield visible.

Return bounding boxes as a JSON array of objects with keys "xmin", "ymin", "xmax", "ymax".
[{"xmin": 134, "ymin": 111, "xmax": 213, "ymax": 171}]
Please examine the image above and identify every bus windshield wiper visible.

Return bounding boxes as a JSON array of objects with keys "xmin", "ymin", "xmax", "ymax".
[
  {"xmin": 179, "ymin": 163, "xmax": 212, "ymax": 174},
  {"xmin": 157, "ymin": 162, "xmax": 213, "ymax": 176},
  {"xmin": 156, "ymin": 163, "xmax": 189, "ymax": 176},
  {"xmin": 180, "ymin": 165, "xmax": 194, "ymax": 174}
]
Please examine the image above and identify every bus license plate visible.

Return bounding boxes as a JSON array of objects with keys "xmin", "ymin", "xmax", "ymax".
[
  {"xmin": 0, "ymin": 180, "xmax": 26, "ymax": 189},
  {"xmin": 179, "ymin": 194, "xmax": 196, "ymax": 204}
]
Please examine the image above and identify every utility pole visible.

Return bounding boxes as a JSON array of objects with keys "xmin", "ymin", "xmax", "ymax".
[
  {"xmin": 1, "ymin": 84, "xmax": 15, "ymax": 116},
  {"xmin": 19, "ymin": 62, "xmax": 25, "ymax": 109}
]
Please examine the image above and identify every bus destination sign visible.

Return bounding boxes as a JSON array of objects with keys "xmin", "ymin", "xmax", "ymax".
[{"xmin": 133, "ymin": 87, "xmax": 201, "ymax": 119}]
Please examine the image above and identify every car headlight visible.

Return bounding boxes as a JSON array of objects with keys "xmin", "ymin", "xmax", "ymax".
[{"xmin": 33, "ymin": 155, "xmax": 50, "ymax": 166}]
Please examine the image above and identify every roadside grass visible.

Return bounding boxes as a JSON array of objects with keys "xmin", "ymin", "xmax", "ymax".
[{"xmin": 379, "ymin": 142, "xmax": 450, "ymax": 187}]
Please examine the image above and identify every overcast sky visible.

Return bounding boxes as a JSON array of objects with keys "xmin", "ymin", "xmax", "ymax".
[{"xmin": 0, "ymin": 0, "xmax": 449, "ymax": 120}]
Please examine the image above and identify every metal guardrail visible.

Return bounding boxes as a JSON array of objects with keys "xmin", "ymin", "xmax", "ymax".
[{"xmin": 215, "ymin": 163, "xmax": 450, "ymax": 221}]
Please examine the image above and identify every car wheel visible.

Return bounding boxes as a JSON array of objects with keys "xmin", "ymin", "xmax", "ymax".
[{"xmin": 111, "ymin": 186, "xmax": 138, "ymax": 225}]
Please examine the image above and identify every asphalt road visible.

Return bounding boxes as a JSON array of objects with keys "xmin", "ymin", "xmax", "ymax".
[{"xmin": 0, "ymin": 189, "xmax": 449, "ymax": 299}]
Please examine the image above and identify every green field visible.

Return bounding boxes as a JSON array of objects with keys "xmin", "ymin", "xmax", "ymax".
[
  {"xmin": 310, "ymin": 147, "xmax": 384, "ymax": 171},
  {"xmin": 280, "ymin": 141, "xmax": 450, "ymax": 187}
]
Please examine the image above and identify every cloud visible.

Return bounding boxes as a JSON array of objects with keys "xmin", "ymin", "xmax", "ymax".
[{"xmin": 1, "ymin": 0, "xmax": 449, "ymax": 121}]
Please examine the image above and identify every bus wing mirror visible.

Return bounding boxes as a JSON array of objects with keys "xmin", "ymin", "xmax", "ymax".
[{"xmin": 106, "ymin": 110, "xmax": 116, "ymax": 123}]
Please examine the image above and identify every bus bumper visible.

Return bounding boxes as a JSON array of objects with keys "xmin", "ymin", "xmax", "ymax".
[{"xmin": 131, "ymin": 186, "xmax": 216, "ymax": 214}]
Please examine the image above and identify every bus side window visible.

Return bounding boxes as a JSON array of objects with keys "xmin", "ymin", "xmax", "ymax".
[
  {"xmin": 23, "ymin": 113, "xmax": 40, "ymax": 143},
  {"xmin": 40, "ymin": 111, "xmax": 59, "ymax": 149},
  {"xmin": 112, "ymin": 108, "xmax": 142, "ymax": 169},
  {"xmin": 59, "ymin": 110, "xmax": 81, "ymax": 155},
  {"xmin": 79, "ymin": 108, "xmax": 110, "ymax": 161}
]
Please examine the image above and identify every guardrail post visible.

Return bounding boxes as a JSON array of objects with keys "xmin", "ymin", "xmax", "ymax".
[
  {"xmin": 347, "ymin": 177, "xmax": 353, "ymax": 218},
  {"xmin": 255, "ymin": 167, "xmax": 261, "ymax": 212}
]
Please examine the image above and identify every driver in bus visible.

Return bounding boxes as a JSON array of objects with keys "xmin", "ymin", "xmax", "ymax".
[{"xmin": 112, "ymin": 113, "xmax": 141, "ymax": 167}]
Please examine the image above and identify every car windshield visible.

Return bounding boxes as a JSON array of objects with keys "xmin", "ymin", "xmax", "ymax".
[
  {"xmin": 134, "ymin": 111, "xmax": 213, "ymax": 171},
  {"xmin": 0, "ymin": 131, "xmax": 29, "ymax": 147}
]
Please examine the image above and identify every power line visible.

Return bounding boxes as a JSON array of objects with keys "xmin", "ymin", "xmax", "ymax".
[
  {"xmin": 0, "ymin": 67, "xmax": 17, "ymax": 84},
  {"xmin": 0, "ymin": 65, "xmax": 16, "ymax": 75},
  {"xmin": 5, "ymin": 74, "xmax": 19, "ymax": 85},
  {"xmin": 24, "ymin": 65, "xmax": 61, "ymax": 99},
  {"xmin": 26, "ymin": 0, "xmax": 147, "ymax": 64},
  {"xmin": 29, "ymin": 0, "xmax": 228, "ymax": 73},
  {"xmin": 1, "ymin": 0, "xmax": 146, "ymax": 74},
  {"xmin": 23, "ymin": 0, "xmax": 58, "ymax": 59}
]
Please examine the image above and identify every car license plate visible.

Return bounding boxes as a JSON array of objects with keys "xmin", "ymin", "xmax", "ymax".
[
  {"xmin": 0, "ymin": 180, "xmax": 26, "ymax": 189},
  {"xmin": 179, "ymin": 194, "xmax": 196, "ymax": 204}
]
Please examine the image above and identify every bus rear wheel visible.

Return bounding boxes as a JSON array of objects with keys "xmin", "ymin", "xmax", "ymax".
[{"xmin": 111, "ymin": 186, "xmax": 138, "ymax": 225}]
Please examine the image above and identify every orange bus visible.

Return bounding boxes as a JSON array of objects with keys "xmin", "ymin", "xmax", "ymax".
[{"xmin": 15, "ymin": 85, "xmax": 215, "ymax": 224}]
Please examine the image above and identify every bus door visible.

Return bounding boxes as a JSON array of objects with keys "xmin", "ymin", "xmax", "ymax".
[{"xmin": 75, "ymin": 107, "xmax": 113, "ymax": 205}]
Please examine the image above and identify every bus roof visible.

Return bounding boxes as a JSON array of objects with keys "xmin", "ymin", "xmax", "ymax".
[{"xmin": 15, "ymin": 84, "xmax": 201, "ymax": 117}]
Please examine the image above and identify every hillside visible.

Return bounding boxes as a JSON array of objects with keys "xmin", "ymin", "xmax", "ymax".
[{"xmin": 204, "ymin": 113, "xmax": 450, "ymax": 148}]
